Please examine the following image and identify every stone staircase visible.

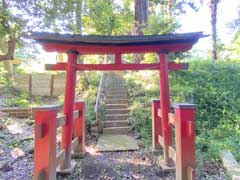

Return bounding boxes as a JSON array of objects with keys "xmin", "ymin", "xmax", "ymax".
[{"xmin": 102, "ymin": 73, "xmax": 131, "ymax": 134}]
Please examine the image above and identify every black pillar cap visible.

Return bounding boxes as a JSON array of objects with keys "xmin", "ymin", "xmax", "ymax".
[
  {"xmin": 32, "ymin": 105, "xmax": 62, "ymax": 112},
  {"xmin": 67, "ymin": 50, "xmax": 79, "ymax": 55},
  {"xmin": 151, "ymin": 99, "xmax": 160, "ymax": 102},
  {"xmin": 173, "ymin": 103, "xmax": 196, "ymax": 109}
]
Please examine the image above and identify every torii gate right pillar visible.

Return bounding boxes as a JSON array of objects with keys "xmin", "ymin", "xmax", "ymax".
[{"xmin": 159, "ymin": 52, "xmax": 173, "ymax": 166}]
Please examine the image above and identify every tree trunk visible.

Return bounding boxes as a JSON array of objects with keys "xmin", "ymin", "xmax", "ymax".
[
  {"xmin": 133, "ymin": 0, "xmax": 148, "ymax": 63},
  {"xmin": 167, "ymin": 0, "xmax": 173, "ymax": 19},
  {"xmin": 0, "ymin": 38, "xmax": 16, "ymax": 62},
  {"xmin": 0, "ymin": 0, "xmax": 16, "ymax": 62},
  {"xmin": 75, "ymin": 0, "xmax": 83, "ymax": 34},
  {"xmin": 210, "ymin": 0, "xmax": 218, "ymax": 60},
  {"xmin": 75, "ymin": 0, "xmax": 84, "ymax": 64},
  {"xmin": 3, "ymin": 60, "xmax": 13, "ymax": 75},
  {"xmin": 134, "ymin": 0, "xmax": 148, "ymax": 35}
]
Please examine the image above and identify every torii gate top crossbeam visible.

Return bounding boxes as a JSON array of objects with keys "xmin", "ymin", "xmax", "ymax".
[{"xmin": 29, "ymin": 32, "xmax": 205, "ymax": 54}]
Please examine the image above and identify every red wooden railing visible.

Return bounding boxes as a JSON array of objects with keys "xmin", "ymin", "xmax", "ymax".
[
  {"xmin": 33, "ymin": 101, "xmax": 85, "ymax": 180},
  {"xmin": 152, "ymin": 100, "xmax": 196, "ymax": 180}
]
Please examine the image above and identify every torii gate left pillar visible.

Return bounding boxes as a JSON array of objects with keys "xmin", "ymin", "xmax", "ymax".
[{"xmin": 59, "ymin": 50, "xmax": 78, "ymax": 172}]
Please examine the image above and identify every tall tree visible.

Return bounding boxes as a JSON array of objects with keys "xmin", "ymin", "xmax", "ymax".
[
  {"xmin": 210, "ymin": 0, "xmax": 219, "ymax": 60},
  {"xmin": 133, "ymin": 0, "xmax": 148, "ymax": 63},
  {"xmin": 134, "ymin": 0, "xmax": 148, "ymax": 35},
  {"xmin": 75, "ymin": 0, "xmax": 84, "ymax": 34}
]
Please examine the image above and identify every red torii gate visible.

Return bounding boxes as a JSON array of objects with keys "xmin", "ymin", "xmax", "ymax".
[{"xmin": 30, "ymin": 32, "xmax": 204, "ymax": 180}]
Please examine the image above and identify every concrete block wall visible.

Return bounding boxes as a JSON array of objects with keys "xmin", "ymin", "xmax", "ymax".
[{"xmin": 13, "ymin": 73, "xmax": 66, "ymax": 96}]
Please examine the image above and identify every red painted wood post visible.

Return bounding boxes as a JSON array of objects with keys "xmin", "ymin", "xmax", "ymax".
[
  {"xmin": 59, "ymin": 50, "xmax": 78, "ymax": 173},
  {"xmin": 159, "ymin": 52, "xmax": 172, "ymax": 165},
  {"xmin": 72, "ymin": 101, "xmax": 86, "ymax": 157},
  {"xmin": 152, "ymin": 99, "xmax": 162, "ymax": 151},
  {"xmin": 173, "ymin": 103, "xmax": 196, "ymax": 180},
  {"xmin": 33, "ymin": 106, "xmax": 59, "ymax": 180},
  {"xmin": 115, "ymin": 53, "xmax": 122, "ymax": 64},
  {"xmin": 50, "ymin": 75, "xmax": 54, "ymax": 96},
  {"xmin": 29, "ymin": 74, "xmax": 32, "ymax": 96}
]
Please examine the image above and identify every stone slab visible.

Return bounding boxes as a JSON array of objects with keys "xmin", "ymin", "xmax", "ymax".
[
  {"xmin": 56, "ymin": 161, "xmax": 76, "ymax": 175},
  {"xmin": 220, "ymin": 150, "xmax": 240, "ymax": 180},
  {"xmin": 96, "ymin": 135, "xmax": 139, "ymax": 152}
]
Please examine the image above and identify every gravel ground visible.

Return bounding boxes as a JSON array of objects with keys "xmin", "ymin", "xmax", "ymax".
[
  {"xmin": 0, "ymin": 117, "xmax": 229, "ymax": 180},
  {"xmin": 0, "ymin": 118, "xmax": 34, "ymax": 180},
  {"xmin": 58, "ymin": 143, "xmax": 175, "ymax": 180}
]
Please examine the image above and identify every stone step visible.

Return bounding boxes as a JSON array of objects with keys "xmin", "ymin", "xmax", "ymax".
[
  {"xmin": 104, "ymin": 120, "xmax": 130, "ymax": 128},
  {"xmin": 105, "ymin": 83, "xmax": 125, "ymax": 87},
  {"xmin": 105, "ymin": 91, "xmax": 127, "ymax": 96},
  {"xmin": 105, "ymin": 80, "xmax": 123, "ymax": 82},
  {"xmin": 105, "ymin": 78, "xmax": 123, "ymax": 80},
  {"xmin": 106, "ymin": 95, "xmax": 128, "ymax": 99},
  {"xmin": 105, "ymin": 99, "xmax": 128, "ymax": 104},
  {"xmin": 106, "ymin": 75, "xmax": 122, "ymax": 77},
  {"xmin": 106, "ymin": 86, "xmax": 127, "ymax": 92},
  {"xmin": 105, "ymin": 109, "xmax": 129, "ymax": 115},
  {"xmin": 105, "ymin": 114, "xmax": 128, "ymax": 121},
  {"xmin": 106, "ymin": 82, "xmax": 124, "ymax": 85},
  {"xmin": 100, "ymin": 73, "xmax": 131, "ymax": 135},
  {"xmin": 106, "ymin": 91, "xmax": 127, "ymax": 95},
  {"xmin": 107, "ymin": 84, "xmax": 126, "ymax": 87},
  {"xmin": 103, "ymin": 126, "xmax": 131, "ymax": 134},
  {"xmin": 96, "ymin": 135, "xmax": 139, "ymax": 152},
  {"xmin": 106, "ymin": 76, "xmax": 123, "ymax": 78},
  {"xmin": 105, "ymin": 104, "xmax": 128, "ymax": 109}
]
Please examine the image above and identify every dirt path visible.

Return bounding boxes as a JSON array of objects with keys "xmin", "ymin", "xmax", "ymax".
[
  {"xmin": 0, "ymin": 117, "xmax": 228, "ymax": 180},
  {"xmin": 58, "ymin": 136, "xmax": 175, "ymax": 180}
]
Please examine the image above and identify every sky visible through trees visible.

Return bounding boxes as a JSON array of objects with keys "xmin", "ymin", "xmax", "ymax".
[{"xmin": 179, "ymin": 0, "xmax": 239, "ymax": 51}]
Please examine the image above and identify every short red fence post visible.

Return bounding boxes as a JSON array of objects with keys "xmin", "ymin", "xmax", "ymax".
[
  {"xmin": 152, "ymin": 99, "xmax": 162, "ymax": 151},
  {"xmin": 72, "ymin": 101, "xmax": 86, "ymax": 157},
  {"xmin": 173, "ymin": 103, "xmax": 196, "ymax": 180},
  {"xmin": 33, "ymin": 106, "xmax": 59, "ymax": 180}
]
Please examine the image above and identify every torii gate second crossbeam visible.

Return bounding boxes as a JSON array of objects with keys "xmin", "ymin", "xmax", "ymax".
[{"xmin": 29, "ymin": 32, "xmax": 205, "ymax": 180}]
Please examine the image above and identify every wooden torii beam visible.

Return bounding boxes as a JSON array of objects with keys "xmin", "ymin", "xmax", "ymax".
[
  {"xmin": 28, "ymin": 32, "xmax": 205, "ymax": 180},
  {"xmin": 45, "ymin": 61, "xmax": 188, "ymax": 71}
]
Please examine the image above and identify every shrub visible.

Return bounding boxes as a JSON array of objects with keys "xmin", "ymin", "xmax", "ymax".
[
  {"xmin": 76, "ymin": 72, "xmax": 99, "ymax": 127},
  {"xmin": 125, "ymin": 59, "xmax": 240, "ymax": 161}
]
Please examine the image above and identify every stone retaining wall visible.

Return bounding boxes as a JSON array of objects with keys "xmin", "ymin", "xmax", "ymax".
[
  {"xmin": 1, "ymin": 108, "xmax": 32, "ymax": 118},
  {"xmin": 1, "ymin": 105, "xmax": 64, "ymax": 118}
]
